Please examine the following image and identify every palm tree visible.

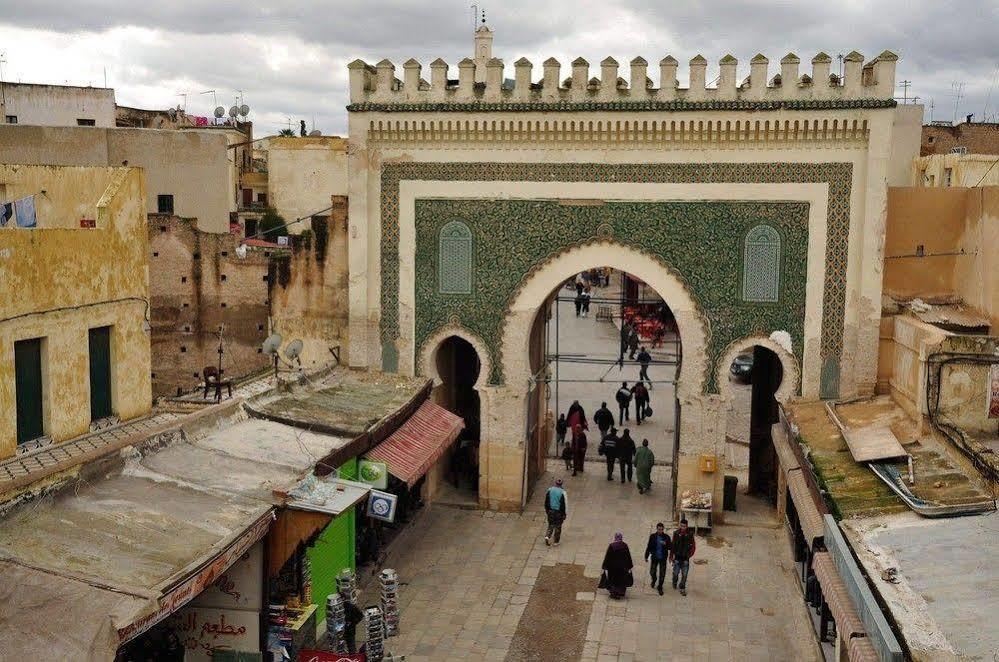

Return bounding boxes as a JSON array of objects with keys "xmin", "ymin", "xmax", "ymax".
[{"xmin": 278, "ymin": 128, "xmax": 295, "ymax": 137}]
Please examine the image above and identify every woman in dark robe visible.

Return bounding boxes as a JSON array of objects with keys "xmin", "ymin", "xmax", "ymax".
[
  {"xmin": 601, "ymin": 532, "xmax": 634, "ymax": 599},
  {"xmin": 571, "ymin": 425, "xmax": 588, "ymax": 476},
  {"xmin": 566, "ymin": 400, "xmax": 588, "ymax": 432}
]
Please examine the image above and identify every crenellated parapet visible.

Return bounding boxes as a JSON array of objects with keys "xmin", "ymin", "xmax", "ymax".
[{"xmin": 347, "ymin": 51, "xmax": 898, "ymax": 111}]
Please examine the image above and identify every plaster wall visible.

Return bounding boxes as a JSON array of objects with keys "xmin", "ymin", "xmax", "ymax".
[
  {"xmin": 889, "ymin": 315, "xmax": 950, "ymax": 420},
  {"xmin": 0, "ymin": 166, "xmax": 151, "ymax": 459},
  {"xmin": 0, "ymin": 164, "xmax": 114, "ymax": 227},
  {"xmin": 956, "ymin": 187, "xmax": 999, "ymax": 329},
  {"xmin": 267, "ymin": 137, "xmax": 347, "ymax": 234},
  {"xmin": 935, "ymin": 335, "xmax": 999, "ymax": 434},
  {"xmin": 0, "ymin": 125, "xmax": 232, "ymax": 233},
  {"xmin": 0, "ymin": 83, "xmax": 115, "ymax": 127},
  {"xmin": 268, "ymin": 197, "xmax": 350, "ymax": 371}
]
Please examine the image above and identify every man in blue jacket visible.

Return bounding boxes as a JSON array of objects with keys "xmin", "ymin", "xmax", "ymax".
[
  {"xmin": 644, "ymin": 522, "xmax": 671, "ymax": 595},
  {"xmin": 544, "ymin": 478, "xmax": 567, "ymax": 546}
]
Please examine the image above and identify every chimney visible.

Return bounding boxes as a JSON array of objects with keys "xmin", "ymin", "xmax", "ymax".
[
  {"xmin": 600, "ymin": 57, "xmax": 619, "ymax": 99},
  {"xmin": 630, "ymin": 57, "xmax": 648, "ymax": 96},
  {"xmin": 543, "ymin": 58, "xmax": 561, "ymax": 99},
  {"xmin": 688, "ymin": 55, "xmax": 707, "ymax": 100},
  {"xmin": 659, "ymin": 56, "xmax": 678, "ymax": 100}
]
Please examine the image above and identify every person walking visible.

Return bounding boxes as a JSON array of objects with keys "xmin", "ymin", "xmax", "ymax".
[
  {"xmin": 615, "ymin": 381, "xmax": 633, "ymax": 425},
  {"xmin": 581, "ymin": 286, "xmax": 592, "ymax": 318},
  {"xmin": 627, "ymin": 328, "xmax": 640, "ymax": 360},
  {"xmin": 631, "ymin": 381, "xmax": 650, "ymax": 425},
  {"xmin": 555, "ymin": 413, "xmax": 568, "ymax": 450},
  {"xmin": 574, "ymin": 289, "xmax": 584, "ymax": 317},
  {"xmin": 620, "ymin": 321, "xmax": 634, "ymax": 359},
  {"xmin": 544, "ymin": 478, "xmax": 567, "ymax": 546},
  {"xmin": 598, "ymin": 427, "xmax": 619, "ymax": 481},
  {"xmin": 635, "ymin": 439, "xmax": 655, "ymax": 494},
  {"xmin": 670, "ymin": 518, "xmax": 697, "ymax": 596},
  {"xmin": 566, "ymin": 400, "xmax": 588, "ymax": 433},
  {"xmin": 644, "ymin": 523, "xmax": 672, "ymax": 595},
  {"xmin": 637, "ymin": 346, "xmax": 652, "ymax": 385},
  {"xmin": 561, "ymin": 441, "xmax": 573, "ymax": 471},
  {"xmin": 617, "ymin": 429, "xmax": 636, "ymax": 483},
  {"xmin": 593, "ymin": 402, "xmax": 614, "ymax": 440},
  {"xmin": 600, "ymin": 533, "xmax": 634, "ymax": 599},
  {"xmin": 571, "ymin": 425, "xmax": 588, "ymax": 476}
]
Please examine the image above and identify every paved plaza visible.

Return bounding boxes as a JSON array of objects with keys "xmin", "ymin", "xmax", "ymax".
[{"xmin": 361, "ymin": 466, "xmax": 819, "ymax": 661}]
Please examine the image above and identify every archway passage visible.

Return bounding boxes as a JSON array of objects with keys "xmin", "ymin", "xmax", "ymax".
[
  {"xmin": 725, "ymin": 345, "xmax": 783, "ymax": 513},
  {"xmin": 529, "ymin": 267, "xmax": 681, "ymax": 492},
  {"xmin": 435, "ymin": 336, "xmax": 481, "ymax": 502}
]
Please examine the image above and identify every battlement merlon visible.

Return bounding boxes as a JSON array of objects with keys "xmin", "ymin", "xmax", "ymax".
[{"xmin": 346, "ymin": 51, "xmax": 899, "ymax": 107}]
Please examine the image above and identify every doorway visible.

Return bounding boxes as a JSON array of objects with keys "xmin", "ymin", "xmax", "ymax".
[
  {"xmin": 725, "ymin": 344, "xmax": 783, "ymax": 514},
  {"xmin": 14, "ymin": 337, "xmax": 44, "ymax": 444},
  {"xmin": 89, "ymin": 326, "xmax": 114, "ymax": 422},
  {"xmin": 435, "ymin": 336, "xmax": 481, "ymax": 503}
]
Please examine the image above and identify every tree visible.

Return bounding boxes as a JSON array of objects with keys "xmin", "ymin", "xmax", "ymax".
[
  {"xmin": 278, "ymin": 128, "xmax": 295, "ymax": 137},
  {"xmin": 258, "ymin": 207, "xmax": 287, "ymax": 239}
]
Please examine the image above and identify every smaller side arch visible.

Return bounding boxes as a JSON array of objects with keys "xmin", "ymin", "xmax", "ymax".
[
  {"xmin": 717, "ymin": 334, "xmax": 799, "ymax": 405},
  {"xmin": 418, "ymin": 325, "xmax": 493, "ymax": 391}
]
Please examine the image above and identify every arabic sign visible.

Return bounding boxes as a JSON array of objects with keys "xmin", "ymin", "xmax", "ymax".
[
  {"xmin": 298, "ymin": 651, "xmax": 365, "ymax": 662},
  {"xmin": 358, "ymin": 459, "xmax": 388, "ymax": 490},
  {"xmin": 989, "ymin": 364, "xmax": 999, "ymax": 419},
  {"xmin": 168, "ymin": 607, "xmax": 259, "ymax": 661},
  {"xmin": 117, "ymin": 511, "xmax": 272, "ymax": 643},
  {"xmin": 366, "ymin": 489, "xmax": 397, "ymax": 523},
  {"xmin": 189, "ymin": 540, "xmax": 263, "ymax": 611}
]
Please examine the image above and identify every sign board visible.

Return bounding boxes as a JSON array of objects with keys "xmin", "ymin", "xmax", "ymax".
[
  {"xmin": 358, "ymin": 459, "xmax": 388, "ymax": 490},
  {"xmin": 189, "ymin": 540, "xmax": 263, "ymax": 611},
  {"xmin": 79, "ymin": 218, "xmax": 96, "ymax": 228},
  {"xmin": 989, "ymin": 364, "xmax": 999, "ymax": 419},
  {"xmin": 298, "ymin": 651, "xmax": 365, "ymax": 662},
  {"xmin": 168, "ymin": 607, "xmax": 260, "ymax": 661},
  {"xmin": 366, "ymin": 489, "xmax": 398, "ymax": 523}
]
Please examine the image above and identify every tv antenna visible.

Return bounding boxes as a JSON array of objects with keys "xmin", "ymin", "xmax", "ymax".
[
  {"xmin": 262, "ymin": 332, "xmax": 283, "ymax": 380},
  {"xmin": 177, "ymin": 92, "xmax": 188, "ymax": 111},
  {"xmin": 200, "ymin": 89, "xmax": 218, "ymax": 109},
  {"xmin": 951, "ymin": 81, "xmax": 965, "ymax": 123},
  {"xmin": 238, "ymin": 104, "xmax": 250, "ymax": 118},
  {"xmin": 213, "ymin": 106, "xmax": 225, "ymax": 119},
  {"xmin": 896, "ymin": 80, "xmax": 912, "ymax": 104},
  {"xmin": 284, "ymin": 339, "xmax": 304, "ymax": 369}
]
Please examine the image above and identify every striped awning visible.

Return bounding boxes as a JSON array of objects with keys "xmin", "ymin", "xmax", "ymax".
[
  {"xmin": 848, "ymin": 635, "xmax": 879, "ymax": 662},
  {"xmin": 787, "ymin": 469, "xmax": 824, "ymax": 543},
  {"xmin": 365, "ymin": 400, "xmax": 464, "ymax": 486},
  {"xmin": 813, "ymin": 551, "xmax": 865, "ymax": 639}
]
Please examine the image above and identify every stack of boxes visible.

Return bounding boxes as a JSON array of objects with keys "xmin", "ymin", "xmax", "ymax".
[
  {"xmin": 336, "ymin": 568, "xmax": 358, "ymax": 604},
  {"xmin": 364, "ymin": 606, "xmax": 385, "ymax": 662},
  {"xmin": 379, "ymin": 569, "xmax": 400, "ymax": 637},
  {"xmin": 325, "ymin": 592, "xmax": 348, "ymax": 653}
]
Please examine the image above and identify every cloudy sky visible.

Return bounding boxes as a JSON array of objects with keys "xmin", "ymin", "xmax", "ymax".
[{"xmin": 0, "ymin": 1, "xmax": 996, "ymax": 136}]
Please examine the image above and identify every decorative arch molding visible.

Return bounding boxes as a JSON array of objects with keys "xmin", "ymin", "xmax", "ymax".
[
  {"xmin": 418, "ymin": 323, "xmax": 493, "ymax": 391},
  {"xmin": 500, "ymin": 238, "xmax": 710, "ymax": 399},
  {"xmin": 716, "ymin": 334, "xmax": 800, "ymax": 405}
]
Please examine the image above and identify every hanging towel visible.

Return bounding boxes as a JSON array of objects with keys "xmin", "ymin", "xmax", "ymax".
[
  {"xmin": 0, "ymin": 201, "xmax": 13, "ymax": 227},
  {"xmin": 14, "ymin": 195, "xmax": 36, "ymax": 228}
]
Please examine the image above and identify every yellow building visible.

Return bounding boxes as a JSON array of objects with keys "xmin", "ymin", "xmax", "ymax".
[{"xmin": 0, "ymin": 164, "xmax": 151, "ymax": 459}]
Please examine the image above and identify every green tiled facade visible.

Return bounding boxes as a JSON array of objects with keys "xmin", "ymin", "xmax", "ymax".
[
  {"xmin": 416, "ymin": 199, "xmax": 809, "ymax": 392},
  {"xmin": 379, "ymin": 162, "xmax": 853, "ymax": 397}
]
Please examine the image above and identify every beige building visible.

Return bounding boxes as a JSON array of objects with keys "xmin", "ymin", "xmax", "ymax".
[
  {"xmin": 0, "ymin": 125, "xmax": 234, "ymax": 233},
  {"xmin": 0, "ymin": 82, "xmax": 116, "ymax": 128},
  {"xmin": 0, "ymin": 164, "xmax": 151, "ymax": 459},
  {"xmin": 346, "ymin": 29, "xmax": 921, "ymax": 513},
  {"xmin": 259, "ymin": 136, "xmax": 348, "ymax": 234},
  {"xmin": 912, "ymin": 151, "xmax": 999, "ymax": 187}
]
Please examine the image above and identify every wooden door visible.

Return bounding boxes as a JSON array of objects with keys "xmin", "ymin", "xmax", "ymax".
[
  {"xmin": 88, "ymin": 326, "xmax": 113, "ymax": 421},
  {"xmin": 14, "ymin": 338, "xmax": 44, "ymax": 443}
]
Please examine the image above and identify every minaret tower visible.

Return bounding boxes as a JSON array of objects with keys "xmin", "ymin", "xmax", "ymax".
[{"xmin": 473, "ymin": 10, "xmax": 493, "ymax": 84}]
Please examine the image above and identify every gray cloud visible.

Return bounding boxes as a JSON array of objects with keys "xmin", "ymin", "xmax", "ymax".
[{"xmin": 1, "ymin": 0, "xmax": 997, "ymax": 134}]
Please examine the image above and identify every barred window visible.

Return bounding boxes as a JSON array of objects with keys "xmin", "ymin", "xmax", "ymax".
[
  {"xmin": 439, "ymin": 220, "xmax": 473, "ymax": 294},
  {"xmin": 742, "ymin": 225, "xmax": 781, "ymax": 303}
]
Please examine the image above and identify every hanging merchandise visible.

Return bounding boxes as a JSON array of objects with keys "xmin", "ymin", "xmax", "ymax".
[
  {"xmin": 301, "ymin": 554, "xmax": 313, "ymax": 605},
  {"xmin": 379, "ymin": 569, "xmax": 399, "ymax": 638},
  {"xmin": 14, "ymin": 195, "xmax": 36, "ymax": 228},
  {"xmin": 364, "ymin": 606, "xmax": 385, "ymax": 662},
  {"xmin": 0, "ymin": 201, "xmax": 13, "ymax": 227},
  {"xmin": 325, "ymin": 592, "xmax": 348, "ymax": 653}
]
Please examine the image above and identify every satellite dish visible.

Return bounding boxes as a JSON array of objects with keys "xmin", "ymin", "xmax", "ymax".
[
  {"xmin": 262, "ymin": 333, "xmax": 283, "ymax": 356},
  {"xmin": 228, "ymin": 106, "xmax": 239, "ymax": 118},
  {"xmin": 309, "ymin": 129, "xmax": 322, "ymax": 136},
  {"xmin": 239, "ymin": 104, "xmax": 250, "ymax": 117},
  {"xmin": 285, "ymin": 339, "xmax": 304, "ymax": 362},
  {"xmin": 214, "ymin": 106, "xmax": 225, "ymax": 118}
]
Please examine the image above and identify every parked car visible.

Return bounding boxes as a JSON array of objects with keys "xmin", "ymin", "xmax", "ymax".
[{"xmin": 729, "ymin": 353, "xmax": 754, "ymax": 383}]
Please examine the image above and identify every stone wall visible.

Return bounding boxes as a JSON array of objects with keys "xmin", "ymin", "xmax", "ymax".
[
  {"xmin": 149, "ymin": 215, "xmax": 276, "ymax": 398},
  {"xmin": 268, "ymin": 196, "xmax": 350, "ymax": 371},
  {"xmin": 921, "ymin": 122, "xmax": 999, "ymax": 156}
]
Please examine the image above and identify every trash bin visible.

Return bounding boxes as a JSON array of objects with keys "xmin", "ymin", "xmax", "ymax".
[{"xmin": 723, "ymin": 475, "xmax": 738, "ymax": 511}]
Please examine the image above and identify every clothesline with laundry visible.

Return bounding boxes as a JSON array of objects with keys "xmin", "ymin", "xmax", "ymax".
[{"xmin": 0, "ymin": 194, "xmax": 37, "ymax": 228}]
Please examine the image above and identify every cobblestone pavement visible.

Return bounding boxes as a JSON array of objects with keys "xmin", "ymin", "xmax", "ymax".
[{"xmin": 361, "ymin": 466, "xmax": 819, "ymax": 661}]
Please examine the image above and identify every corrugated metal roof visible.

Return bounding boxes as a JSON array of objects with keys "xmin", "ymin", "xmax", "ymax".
[{"xmin": 909, "ymin": 303, "xmax": 990, "ymax": 329}]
